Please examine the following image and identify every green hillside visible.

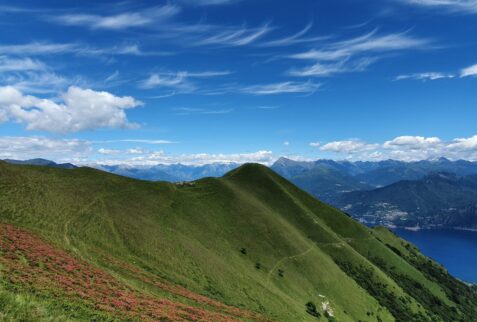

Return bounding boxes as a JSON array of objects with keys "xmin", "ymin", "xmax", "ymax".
[{"xmin": 0, "ymin": 161, "xmax": 476, "ymax": 321}]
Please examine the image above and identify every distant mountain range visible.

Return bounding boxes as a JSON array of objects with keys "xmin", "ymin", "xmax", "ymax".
[
  {"xmin": 3, "ymin": 159, "xmax": 239, "ymax": 182},
  {"xmin": 94, "ymin": 163, "xmax": 240, "ymax": 182},
  {"xmin": 272, "ymin": 157, "xmax": 477, "ymax": 189},
  {"xmin": 271, "ymin": 157, "xmax": 477, "ymax": 229}
]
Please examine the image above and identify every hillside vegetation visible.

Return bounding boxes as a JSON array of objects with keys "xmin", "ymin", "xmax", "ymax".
[
  {"xmin": 337, "ymin": 173, "xmax": 477, "ymax": 228},
  {"xmin": 0, "ymin": 161, "xmax": 476, "ymax": 321}
]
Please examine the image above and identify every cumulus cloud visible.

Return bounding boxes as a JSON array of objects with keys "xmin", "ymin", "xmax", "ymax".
[
  {"xmin": 321, "ymin": 140, "xmax": 379, "ymax": 153},
  {"xmin": 317, "ymin": 135, "xmax": 477, "ymax": 161},
  {"xmin": 0, "ymin": 136, "xmax": 275, "ymax": 166},
  {"xmin": 383, "ymin": 136, "xmax": 441, "ymax": 149},
  {"xmin": 448, "ymin": 135, "xmax": 477, "ymax": 150},
  {"xmin": 0, "ymin": 86, "xmax": 142, "ymax": 133}
]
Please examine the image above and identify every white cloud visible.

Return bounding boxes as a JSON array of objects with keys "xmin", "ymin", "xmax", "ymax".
[
  {"xmin": 260, "ymin": 23, "xmax": 330, "ymax": 47},
  {"xmin": 289, "ymin": 57, "xmax": 376, "ymax": 77},
  {"xmin": 0, "ymin": 136, "xmax": 91, "ymax": 160},
  {"xmin": 53, "ymin": 5, "xmax": 180, "ymax": 30},
  {"xmin": 288, "ymin": 30, "xmax": 430, "ymax": 77},
  {"xmin": 139, "ymin": 70, "xmax": 231, "ymax": 91},
  {"xmin": 319, "ymin": 135, "xmax": 477, "ymax": 161},
  {"xmin": 0, "ymin": 43, "xmax": 78, "ymax": 56},
  {"xmin": 0, "ymin": 57, "xmax": 45, "ymax": 72},
  {"xmin": 95, "ymin": 150, "xmax": 276, "ymax": 166},
  {"xmin": 127, "ymin": 148, "xmax": 145, "ymax": 154},
  {"xmin": 0, "ymin": 86, "xmax": 142, "ymax": 133},
  {"xmin": 460, "ymin": 64, "xmax": 477, "ymax": 77},
  {"xmin": 383, "ymin": 136, "xmax": 442, "ymax": 149},
  {"xmin": 283, "ymin": 141, "xmax": 290, "ymax": 146},
  {"xmin": 309, "ymin": 142, "xmax": 321, "ymax": 147},
  {"xmin": 0, "ymin": 70, "xmax": 72, "ymax": 94},
  {"xmin": 98, "ymin": 148, "xmax": 121, "ymax": 155},
  {"xmin": 395, "ymin": 72, "xmax": 455, "ymax": 81},
  {"xmin": 194, "ymin": 24, "xmax": 271, "ymax": 46},
  {"xmin": 242, "ymin": 81, "xmax": 321, "ymax": 95},
  {"xmin": 321, "ymin": 140, "xmax": 379, "ymax": 153},
  {"xmin": 448, "ymin": 135, "xmax": 477, "ymax": 150},
  {"xmin": 397, "ymin": 0, "xmax": 477, "ymax": 13}
]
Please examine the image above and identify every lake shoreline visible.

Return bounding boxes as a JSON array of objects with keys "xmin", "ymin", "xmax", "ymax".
[{"xmin": 391, "ymin": 228, "xmax": 477, "ymax": 284}]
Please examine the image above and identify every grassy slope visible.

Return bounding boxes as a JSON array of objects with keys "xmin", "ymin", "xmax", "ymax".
[{"xmin": 0, "ymin": 162, "xmax": 475, "ymax": 321}]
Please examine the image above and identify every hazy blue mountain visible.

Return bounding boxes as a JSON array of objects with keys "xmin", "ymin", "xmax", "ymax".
[
  {"xmin": 355, "ymin": 158, "xmax": 477, "ymax": 187},
  {"xmin": 336, "ymin": 173, "xmax": 477, "ymax": 229},
  {"xmin": 4, "ymin": 158, "xmax": 77, "ymax": 169},
  {"xmin": 96, "ymin": 163, "xmax": 240, "ymax": 182},
  {"xmin": 272, "ymin": 157, "xmax": 477, "ymax": 197},
  {"xmin": 272, "ymin": 158, "xmax": 371, "ymax": 203}
]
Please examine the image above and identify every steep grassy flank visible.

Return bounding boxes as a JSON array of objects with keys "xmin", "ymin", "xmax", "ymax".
[{"xmin": 0, "ymin": 161, "xmax": 476, "ymax": 321}]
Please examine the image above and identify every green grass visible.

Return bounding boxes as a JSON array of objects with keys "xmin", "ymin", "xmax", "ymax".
[{"xmin": 0, "ymin": 162, "xmax": 476, "ymax": 321}]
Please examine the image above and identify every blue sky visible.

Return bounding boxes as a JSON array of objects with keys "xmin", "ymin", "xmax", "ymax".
[{"xmin": 1, "ymin": 0, "xmax": 477, "ymax": 165}]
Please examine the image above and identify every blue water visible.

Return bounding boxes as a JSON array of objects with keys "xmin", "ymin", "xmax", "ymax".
[{"xmin": 393, "ymin": 228, "xmax": 477, "ymax": 283}]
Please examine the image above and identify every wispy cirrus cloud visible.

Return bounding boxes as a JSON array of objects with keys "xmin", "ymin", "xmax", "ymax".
[
  {"xmin": 194, "ymin": 24, "xmax": 271, "ymax": 46},
  {"xmin": 258, "ymin": 22, "xmax": 330, "ymax": 47},
  {"xmin": 0, "ymin": 43, "xmax": 78, "ymax": 56},
  {"xmin": 139, "ymin": 70, "xmax": 231, "ymax": 92},
  {"xmin": 288, "ymin": 30, "xmax": 431, "ymax": 77},
  {"xmin": 52, "ymin": 5, "xmax": 180, "ymax": 30},
  {"xmin": 395, "ymin": 72, "xmax": 455, "ymax": 81},
  {"xmin": 241, "ymin": 81, "xmax": 321, "ymax": 95},
  {"xmin": 0, "ymin": 56, "xmax": 45, "ymax": 72},
  {"xmin": 0, "ymin": 55, "xmax": 77, "ymax": 94},
  {"xmin": 396, "ymin": 0, "xmax": 477, "ymax": 14},
  {"xmin": 395, "ymin": 63, "xmax": 477, "ymax": 80},
  {"xmin": 0, "ymin": 42, "xmax": 167, "ymax": 57},
  {"xmin": 0, "ymin": 70, "xmax": 72, "ymax": 94}
]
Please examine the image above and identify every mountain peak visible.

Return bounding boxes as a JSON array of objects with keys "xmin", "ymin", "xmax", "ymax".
[{"xmin": 273, "ymin": 157, "xmax": 294, "ymax": 166}]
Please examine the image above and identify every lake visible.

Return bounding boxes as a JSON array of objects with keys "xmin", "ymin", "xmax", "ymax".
[{"xmin": 393, "ymin": 228, "xmax": 477, "ymax": 284}]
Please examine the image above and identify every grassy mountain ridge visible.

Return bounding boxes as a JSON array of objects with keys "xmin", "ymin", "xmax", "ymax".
[{"xmin": 0, "ymin": 161, "xmax": 476, "ymax": 321}]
